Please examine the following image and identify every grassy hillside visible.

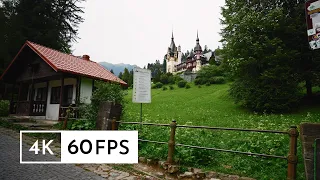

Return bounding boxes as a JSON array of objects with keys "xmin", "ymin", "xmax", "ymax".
[
  {"xmin": 121, "ymin": 83, "xmax": 320, "ymax": 179},
  {"xmin": 123, "ymin": 83, "xmax": 319, "ymax": 127}
]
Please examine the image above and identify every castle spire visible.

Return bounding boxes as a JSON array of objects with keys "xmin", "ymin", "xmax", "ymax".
[
  {"xmin": 194, "ymin": 30, "xmax": 202, "ymax": 52},
  {"xmin": 196, "ymin": 30, "xmax": 199, "ymax": 41},
  {"xmin": 169, "ymin": 31, "xmax": 176, "ymax": 52}
]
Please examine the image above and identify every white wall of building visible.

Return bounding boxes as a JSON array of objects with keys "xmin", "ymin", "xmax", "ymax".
[
  {"xmin": 45, "ymin": 78, "xmax": 77, "ymax": 120},
  {"xmin": 80, "ymin": 77, "xmax": 93, "ymax": 104},
  {"xmin": 27, "ymin": 77, "xmax": 93, "ymax": 120}
]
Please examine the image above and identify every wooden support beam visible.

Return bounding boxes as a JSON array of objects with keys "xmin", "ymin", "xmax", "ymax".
[
  {"xmin": 29, "ymin": 81, "xmax": 35, "ymax": 115},
  {"xmin": 44, "ymin": 81, "xmax": 49, "ymax": 116},
  {"xmin": 45, "ymin": 81, "xmax": 49, "ymax": 103},
  {"xmin": 17, "ymin": 83, "xmax": 22, "ymax": 101},
  {"xmin": 11, "ymin": 83, "xmax": 16, "ymax": 102},
  {"xmin": 58, "ymin": 75, "xmax": 64, "ymax": 121},
  {"xmin": 92, "ymin": 79, "xmax": 95, "ymax": 93},
  {"xmin": 75, "ymin": 76, "xmax": 80, "ymax": 104},
  {"xmin": 3, "ymin": 83, "xmax": 7, "ymax": 100}
]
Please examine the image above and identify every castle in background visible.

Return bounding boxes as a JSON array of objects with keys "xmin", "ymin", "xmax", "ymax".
[{"xmin": 165, "ymin": 31, "xmax": 214, "ymax": 74}]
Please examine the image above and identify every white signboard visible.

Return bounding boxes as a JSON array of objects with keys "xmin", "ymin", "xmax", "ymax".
[
  {"xmin": 132, "ymin": 68, "xmax": 151, "ymax": 103},
  {"xmin": 306, "ymin": 0, "xmax": 320, "ymax": 49}
]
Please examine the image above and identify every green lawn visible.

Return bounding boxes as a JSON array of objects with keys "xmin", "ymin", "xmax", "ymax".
[{"xmin": 121, "ymin": 83, "xmax": 320, "ymax": 180}]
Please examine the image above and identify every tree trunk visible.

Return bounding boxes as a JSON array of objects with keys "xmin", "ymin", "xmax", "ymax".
[{"xmin": 306, "ymin": 80, "xmax": 312, "ymax": 97}]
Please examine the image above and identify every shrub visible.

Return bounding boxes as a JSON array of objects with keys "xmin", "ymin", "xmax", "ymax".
[
  {"xmin": 229, "ymin": 78, "xmax": 302, "ymax": 113},
  {"xmin": 0, "ymin": 100, "xmax": 10, "ymax": 117},
  {"xmin": 209, "ymin": 77, "xmax": 216, "ymax": 84},
  {"xmin": 197, "ymin": 65, "xmax": 224, "ymax": 79},
  {"xmin": 160, "ymin": 74, "xmax": 169, "ymax": 84},
  {"xmin": 82, "ymin": 81, "xmax": 126, "ymax": 122},
  {"xmin": 154, "ymin": 82, "xmax": 163, "ymax": 88},
  {"xmin": 185, "ymin": 84, "xmax": 191, "ymax": 89},
  {"xmin": 198, "ymin": 85, "xmax": 202, "ymax": 88},
  {"xmin": 194, "ymin": 78, "xmax": 201, "ymax": 85},
  {"xmin": 212, "ymin": 76, "xmax": 226, "ymax": 84},
  {"xmin": 195, "ymin": 65, "xmax": 226, "ymax": 85},
  {"xmin": 71, "ymin": 120, "xmax": 95, "ymax": 130},
  {"xmin": 206, "ymin": 82, "xmax": 211, "ymax": 86},
  {"xmin": 169, "ymin": 85, "xmax": 174, "ymax": 90},
  {"xmin": 173, "ymin": 75, "xmax": 183, "ymax": 84},
  {"xmin": 162, "ymin": 86, "xmax": 167, "ymax": 91},
  {"xmin": 177, "ymin": 80, "xmax": 187, "ymax": 88},
  {"xmin": 201, "ymin": 78, "xmax": 209, "ymax": 85}
]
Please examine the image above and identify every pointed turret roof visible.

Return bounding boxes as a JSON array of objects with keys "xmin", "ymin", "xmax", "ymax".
[
  {"xmin": 169, "ymin": 31, "xmax": 176, "ymax": 52},
  {"xmin": 194, "ymin": 30, "xmax": 202, "ymax": 52}
]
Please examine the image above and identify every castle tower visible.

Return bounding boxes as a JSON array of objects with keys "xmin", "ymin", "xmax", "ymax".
[
  {"xmin": 194, "ymin": 31, "xmax": 203, "ymax": 72},
  {"xmin": 166, "ymin": 31, "xmax": 180, "ymax": 73}
]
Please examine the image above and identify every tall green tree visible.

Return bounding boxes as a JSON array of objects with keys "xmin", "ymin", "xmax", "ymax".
[
  {"xmin": 162, "ymin": 58, "xmax": 167, "ymax": 72},
  {"xmin": 220, "ymin": 0, "xmax": 312, "ymax": 113},
  {"xmin": 122, "ymin": 68, "xmax": 130, "ymax": 84},
  {"xmin": 0, "ymin": 0, "xmax": 85, "ymax": 75},
  {"xmin": 118, "ymin": 72, "xmax": 123, "ymax": 79},
  {"xmin": 147, "ymin": 60, "xmax": 164, "ymax": 83},
  {"xmin": 128, "ymin": 69, "xmax": 133, "ymax": 87}
]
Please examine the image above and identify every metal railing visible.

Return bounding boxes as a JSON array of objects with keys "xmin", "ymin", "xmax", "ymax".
[{"xmin": 111, "ymin": 119, "xmax": 298, "ymax": 180}]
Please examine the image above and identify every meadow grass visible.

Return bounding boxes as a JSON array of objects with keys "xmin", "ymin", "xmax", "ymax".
[{"xmin": 120, "ymin": 83, "xmax": 320, "ymax": 180}]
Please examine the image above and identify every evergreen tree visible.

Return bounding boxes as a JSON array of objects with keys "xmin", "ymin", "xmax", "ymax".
[
  {"xmin": 110, "ymin": 69, "xmax": 114, "ymax": 74},
  {"xmin": 162, "ymin": 58, "xmax": 167, "ymax": 72},
  {"xmin": 118, "ymin": 72, "xmax": 123, "ymax": 79},
  {"xmin": 221, "ymin": 0, "xmax": 310, "ymax": 113},
  {"xmin": 122, "ymin": 68, "xmax": 130, "ymax": 84},
  {"xmin": 0, "ymin": 0, "xmax": 85, "ymax": 75},
  {"xmin": 128, "ymin": 69, "xmax": 133, "ymax": 87}
]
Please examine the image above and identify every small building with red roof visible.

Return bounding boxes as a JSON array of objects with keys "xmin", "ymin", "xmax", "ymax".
[{"xmin": 0, "ymin": 41, "xmax": 127, "ymax": 120}]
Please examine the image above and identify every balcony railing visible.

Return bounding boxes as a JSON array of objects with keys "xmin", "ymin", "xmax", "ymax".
[
  {"xmin": 30, "ymin": 101, "xmax": 46, "ymax": 116},
  {"xmin": 10, "ymin": 101, "xmax": 46, "ymax": 116}
]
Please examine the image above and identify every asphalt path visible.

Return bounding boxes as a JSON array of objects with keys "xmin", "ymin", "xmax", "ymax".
[{"xmin": 0, "ymin": 131, "xmax": 104, "ymax": 180}]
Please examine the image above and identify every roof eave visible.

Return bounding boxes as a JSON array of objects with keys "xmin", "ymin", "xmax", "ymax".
[
  {"xmin": 0, "ymin": 42, "xmax": 28, "ymax": 81},
  {"xmin": 58, "ymin": 69, "xmax": 127, "ymax": 86}
]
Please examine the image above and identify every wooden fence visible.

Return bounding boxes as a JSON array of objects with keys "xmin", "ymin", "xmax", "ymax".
[
  {"xmin": 111, "ymin": 119, "xmax": 298, "ymax": 180},
  {"xmin": 61, "ymin": 110, "xmax": 299, "ymax": 180}
]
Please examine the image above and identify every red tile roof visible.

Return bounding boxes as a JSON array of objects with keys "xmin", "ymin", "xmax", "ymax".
[{"xmin": 1, "ymin": 41, "xmax": 127, "ymax": 85}]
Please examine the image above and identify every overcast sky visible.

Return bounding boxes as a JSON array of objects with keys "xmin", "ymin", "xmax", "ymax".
[{"xmin": 72, "ymin": 0, "xmax": 225, "ymax": 68}]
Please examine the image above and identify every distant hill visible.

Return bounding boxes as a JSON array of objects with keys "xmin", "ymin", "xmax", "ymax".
[{"xmin": 99, "ymin": 62, "xmax": 139, "ymax": 76}]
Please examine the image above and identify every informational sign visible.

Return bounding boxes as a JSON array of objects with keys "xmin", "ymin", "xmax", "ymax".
[
  {"xmin": 306, "ymin": 0, "xmax": 320, "ymax": 49},
  {"xmin": 20, "ymin": 130, "xmax": 138, "ymax": 164},
  {"xmin": 132, "ymin": 67, "xmax": 151, "ymax": 103}
]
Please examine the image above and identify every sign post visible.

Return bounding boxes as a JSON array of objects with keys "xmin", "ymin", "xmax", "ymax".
[
  {"xmin": 132, "ymin": 68, "xmax": 151, "ymax": 129},
  {"xmin": 305, "ymin": 0, "xmax": 320, "ymax": 50}
]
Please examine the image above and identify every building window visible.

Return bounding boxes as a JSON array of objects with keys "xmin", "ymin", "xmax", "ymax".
[
  {"xmin": 63, "ymin": 85, "xmax": 73, "ymax": 105},
  {"xmin": 36, "ymin": 87, "xmax": 46, "ymax": 101},
  {"xmin": 50, "ymin": 86, "xmax": 61, "ymax": 104},
  {"xmin": 50, "ymin": 85, "xmax": 73, "ymax": 105}
]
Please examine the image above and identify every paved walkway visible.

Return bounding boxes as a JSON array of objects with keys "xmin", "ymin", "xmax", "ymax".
[{"xmin": 0, "ymin": 131, "xmax": 105, "ymax": 180}]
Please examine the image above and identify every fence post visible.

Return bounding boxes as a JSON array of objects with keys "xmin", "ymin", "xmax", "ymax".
[
  {"xmin": 167, "ymin": 120, "xmax": 177, "ymax": 164},
  {"xmin": 287, "ymin": 126, "xmax": 298, "ymax": 180},
  {"xmin": 111, "ymin": 118, "xmax": 117, "ymax": 130},
  {"xmin": 62, "ymin": 108, "xmax": 70, "ymax": 130}
]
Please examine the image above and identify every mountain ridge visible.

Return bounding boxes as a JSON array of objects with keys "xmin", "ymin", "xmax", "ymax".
[{"xmin": 99, "ymin": 62, "xmax": 140, "ymax": 76}]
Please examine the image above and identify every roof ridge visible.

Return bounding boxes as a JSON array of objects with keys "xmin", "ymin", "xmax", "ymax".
[
  {"xmin": 26, "ymin": 40, "xmax": 97, "ymax": 63},
  {"xmin": 24, "ymin": 40, "xmax": 126, "ymax": 85}
]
